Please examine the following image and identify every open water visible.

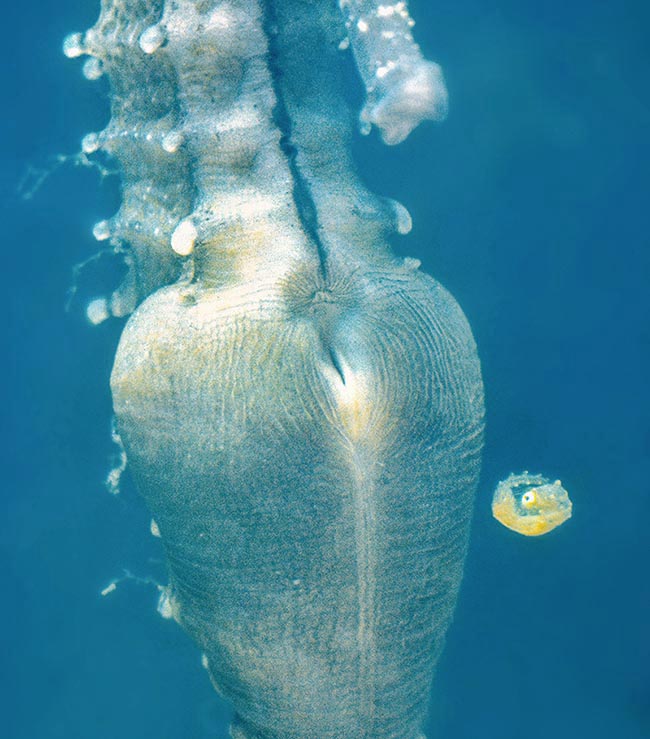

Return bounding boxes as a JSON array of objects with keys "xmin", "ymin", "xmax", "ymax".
[{"xmin": 2, "ymin": 0, "xmax": 648, "ymax": 737}]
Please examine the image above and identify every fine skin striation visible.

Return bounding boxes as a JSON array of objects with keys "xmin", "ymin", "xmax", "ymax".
[{"xmin": 65, "ymin": 1, "xmax": 484, "ymax": 737}]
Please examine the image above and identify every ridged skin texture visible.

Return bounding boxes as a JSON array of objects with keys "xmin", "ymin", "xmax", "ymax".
[{"xmin": 112, "ymin": 260, "xmax": 483, "ymax": 739}]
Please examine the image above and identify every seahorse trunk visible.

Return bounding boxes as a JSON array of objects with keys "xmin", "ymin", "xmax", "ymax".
[{"xmin": 112, "ymin": 262, "xmax": 483, "ymax": 739}]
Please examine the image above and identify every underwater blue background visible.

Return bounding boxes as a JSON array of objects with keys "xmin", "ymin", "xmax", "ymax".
[{"xmin": 2, "ymin": 0, "xmax": 648, "ymax": 737}]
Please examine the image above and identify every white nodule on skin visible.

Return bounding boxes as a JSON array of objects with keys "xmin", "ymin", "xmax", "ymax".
[
  {"xmin": 377, "ymin": 5, "xmax": 395, "ymax": 18},
  {"xmin": 139, "ymin": 24, "xmax": 165, "ymax": 54},
  {"xmin": 86, "ymin": 298, "xmax": 110, "ymax": 325},
  {"xmin": 82, "ymin": 57, "xmax": 104, "ymax": 80},
  {"xmin": 403, "ymin": 257, "xmax": 421, "ymax": 271},
  {"xmin": 162, "ymin": 130, "xmax": 184, "ymax": 153},
  {"xmin": 206, "ymin": 6, "xmax": 235, "ymax": 31},
  {"xmin": 63, "ymin": 32, "xmax": 84, "ymax": 58},
  {"xmin": 391, "ymin": 199, "xmax": 412, "ymax": 234},
  {"xmin": 171, "ymin": 219, "xmax": 198, "ymax": 256},
  {"xmin": 81, "ymin": 132, "xmax": 100, "ymax": 154},
  {"xmin": 92, "ymin": 220, "xmax": 111, "ymax": 241},
  {"xmin": 157, "ymin": 587, "xmax": 174, "ymax": 619},
  {"xmin": 109, "ymin": 290, "xmax": 135, "ymax": 319},
  {"xmin": 376, "ymin": 61, "xmax": 396, "ymax": 79}
]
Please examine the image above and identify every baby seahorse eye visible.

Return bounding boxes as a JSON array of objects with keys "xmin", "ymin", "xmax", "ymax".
[{"xmin": 521, "ymin": 489, "xmax": 537, "ymax": 508}]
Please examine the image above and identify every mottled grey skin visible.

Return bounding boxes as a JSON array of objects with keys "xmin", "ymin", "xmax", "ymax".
[{"xmin": 112, "ymin": 259, "xmax": 483, "ymax": 739}]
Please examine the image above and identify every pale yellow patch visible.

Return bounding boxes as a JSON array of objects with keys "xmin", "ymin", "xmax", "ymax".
[{"xmin": 328, "ymin": 359, "xmax": 372, "ymax": 441}]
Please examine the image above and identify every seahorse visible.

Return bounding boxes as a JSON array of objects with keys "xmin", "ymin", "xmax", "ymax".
[{"xmin": 65, "ymin": 1, "xmax": 484, "ymax": 737}]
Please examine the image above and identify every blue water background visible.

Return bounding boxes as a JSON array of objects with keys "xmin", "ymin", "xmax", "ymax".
[{"xmin": 2, "ymin": 0, "xmax": 648, "ymax": 737}]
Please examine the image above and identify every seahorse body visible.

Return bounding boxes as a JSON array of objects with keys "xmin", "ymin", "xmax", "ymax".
[{"xmin": 67, "ymin": 0, "xmax": 484, "ymax": 736}]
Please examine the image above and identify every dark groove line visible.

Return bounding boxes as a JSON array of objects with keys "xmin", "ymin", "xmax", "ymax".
[
  {"xmin": 261, "ymin": 0, "xmax": 329, "ymax": 280},
  {"xmin": 328, "ymin": 347, "xmax": 346, "ymax": 385}
]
